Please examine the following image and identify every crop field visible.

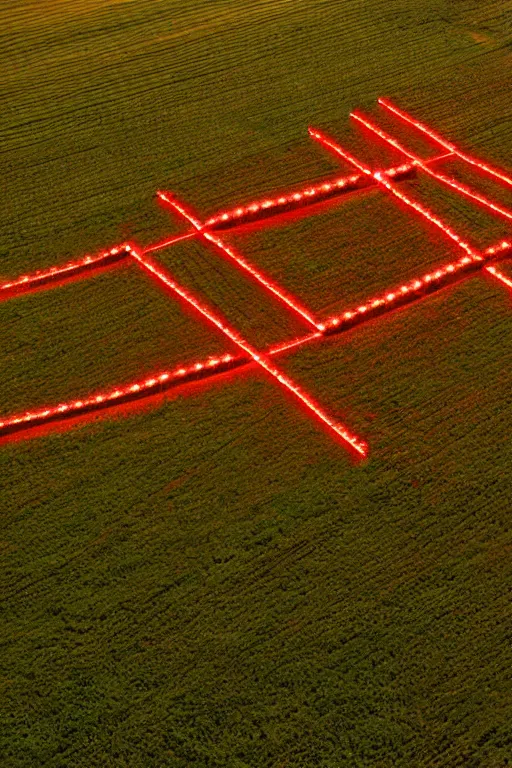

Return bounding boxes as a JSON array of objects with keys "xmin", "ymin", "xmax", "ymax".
[{"xmin": 1, "ymin": 1, "xmax": 512, "ymax": 766}]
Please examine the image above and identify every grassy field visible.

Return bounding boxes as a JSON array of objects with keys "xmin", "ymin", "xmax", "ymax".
[{"xmin": 1, "ymin": 1, "xmax": 512, "ymax": 766}]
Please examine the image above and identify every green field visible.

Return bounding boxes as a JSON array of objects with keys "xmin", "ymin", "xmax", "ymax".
[{"xmin": 1, "ymin": 1, "xmax": 512, "ymax": 766}]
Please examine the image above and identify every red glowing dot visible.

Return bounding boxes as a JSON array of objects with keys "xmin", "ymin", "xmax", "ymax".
[
  {"xmin": 262, "ymin": 200, "xmax": 273, "ymax": 209},
  {"xmin": 194, "ymin": 363, "xmax": 204, "ymax": 371},
  {"xmin": 293, "ymin": 193, "xmax": 303, "ymax": 201},
  {"xmin": 95, "ymin": 396, "xmax": 104, "ymax": 403},
  {"xmin": 176, "ymin": 369, "xmax": 186, "ymax": 376},
  {"xmin": 344, "ymin": 312, "xmax": 354, "ymax": 319},
  {"xmin": 277, "ymin": 197, "xmax": 287, "ymax": 205},
  {"xmin": 357, "ymin": 305, "xmax": 367, "ymax": 313},
  {"xmin": 249, "ymin": 204, "xmax": 260, "ymax": 212},
  {"xmin": 222, "ymin": 355, "xmax": 233, "ymax": 363},
  {"xmin": 221, "ymin": 214, "xmax": 229, "ymax": 221},
  {"xmin": 386, "ymin": 293, "xmax": 395, "ymax": 301},
  {"xmin": 159, "ymin": 373, "xmax": 170, "ymax": 382},
  {"xmin": 131, "ymin": 384, "xmax": 141, "ymax": 392},
  {"xmin": 322, "ymin": 184, "xmax": 332, "ymax": 192},
  {"xmin": 145, "ymin": 379, "xmax": 157, "ymax": 387},
  {"xmin": 74, "ymin": 401, "xmax": 83, "ymax": 408}
]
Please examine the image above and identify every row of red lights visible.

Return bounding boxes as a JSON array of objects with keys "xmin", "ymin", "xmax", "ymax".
[
  {"xmin": 203, "ymin": 155, "xmax": 455, "ymax": 232},
  {"xmin": 379, "ymin": 98, "xmax": 512, "ymax": 189},
  {"xmin": 157, "ymin": 191, "xmax": 322, "ymax": 331},
  {"xmin": 308, "ymin": 126, "xmax": 483, "ymax": 265},
  {"xmin": 0, "ymin": 244, "xmax": 131, "ymax": 299},
  {"xmin": 486, "ymin": 265, "xmax": 512, "ymax": 290},
  {"xmin": 2, "ymin": 233, "xmax": 509, "ymax": 442},
  {"xmin": 351, "ymin": 110, "xmax": 512, "ymax": 225},
  {"xmin": 320, "ymin": 240, "xmax": 511, "ymax": 333},
  {"xmin": 0, "ymin": 155, "xmax": 448, "ymax": 301},
  {"xmin": 128, "ymin": 246, "xmax": 367, "ymax": 456},
  {"xmin": 2, "ymin": 101, "xmax": 510, "ymax": 453}
]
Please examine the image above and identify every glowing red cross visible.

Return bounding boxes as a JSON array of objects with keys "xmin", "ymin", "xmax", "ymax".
[{"xmin": 1, "ymin": 99, "xmax": 511, "ymax": 458}]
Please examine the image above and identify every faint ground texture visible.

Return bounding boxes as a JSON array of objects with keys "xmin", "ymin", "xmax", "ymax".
[{"xmin": 1, "ymin": 1, "xmax": 512, "ymax": 766}]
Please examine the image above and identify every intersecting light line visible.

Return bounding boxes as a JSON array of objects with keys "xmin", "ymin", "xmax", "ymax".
[
  {"xmin": 3, "ymin": 233, "xmax": 509, "ymax": 440},
  {"xmin": 308, "ymin": 126, "xmax": 483, "ymax": 264},
  {"xmin": 485, "ymin": 265, "xmax": 512, "ymax": 290},
  {"xmin": 351, "ymin": 110, "xmax": 512, "ymax": 224},
  {"xmin": 378, "ymin": 98, "xmax": 512, "ymax": 189},
  {"xmin": 157, "ymin": 191, "xmax": 322, "ymax": 331},
  {"xmin": 320, "ymin": 239, "xmax": 511, "ymax": 332},
  {"xmin": 201, "ymin": 154, "xmax": 452, "ymax": 231},
  {"xmin": 129, "ymin": 245, "xmax": 367, "ymax": 456},
  {"xmin": 0, "ymin": 332, "xmax": 325, "ymax": 437},
  {"xmin": 144, "ymin": 231, "xmax": 197, "ymax": 254},
  {"xmin": 0, "ymin": 244, "xmax": 130, "ymax": 299}
]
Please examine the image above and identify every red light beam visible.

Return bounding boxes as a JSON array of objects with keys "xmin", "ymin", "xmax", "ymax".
[
  {"xmin": 157, "ymin": 191, "xmax": 322, "ymax": 331},
  {"xmin": 378, "ymin": 98, "xmax": 512, "ymax": 189},
  {"xmin": 129, "ymin": 245, "xmax": 367, "ymax": 456},
  {"xmin": 351, "ymin": 110, "xmax": 512, "ymax": 224},
  {"xmin": 485, "ymin": 265, "xmax": 512, "ymax": 290},
  {"xmin": 0, "ymin": 245, "xmax": 130, "ymax": 301},
  {"xmin": 308, "ymin": 126, "xmax": 483, "ymax": 264}
]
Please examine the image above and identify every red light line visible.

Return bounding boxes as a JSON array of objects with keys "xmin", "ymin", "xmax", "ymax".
[
  {"xmin": 308, "ymin": 126, "xmax": 483, "ymax": 264},
  {"xmin": 2, "ymin": 235, "xmax": 509, "ymax": 442},
  {"xmin": 143, "ymin": 231, "xmax": 197, "ymax": 254},
  {"xmin": 320, "ymin": 239, "xmax": 511, "ymax": 332},
  {"xmin": 0, "ymin": 245, "xmax": 130, "ymax": 299},
  {"xmin": 351, "ymin": 110, "xmax": 512, "ymax": 224},
  {"xmin": 157, "ymin": 191, "xmax": 322, "ymax": 331},
  {"xmin": 203, "ymin": 155, "xmax": 454, "ymax": 232},
  {"xmin": 129, "ymin": 245, "xmax": 367, "ymax": 456},
  {"xmin": 0, "ymin": 333, "xmax": 322, "ymax": 438},
  {"xmin": 378, "ymin": 98, "xmax": 512, "ymax": 189},
  {"xmin": 485, "ymin": 265, "xmax": 512, "ymax": 290}
]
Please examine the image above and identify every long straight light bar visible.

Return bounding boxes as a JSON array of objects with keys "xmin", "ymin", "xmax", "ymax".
[
  {"xmin": 0, "ymin": 155, "xmax": 451, "ymax": 305},
  {"xmin": 0, "ymin": 244, "xmax": 131, "ymax": 300},
  {"xmin": 486, "ymin": 265, "xmax": 512, "ymax": 290},
  {"xmin": 158, "ymin": 191, "xmax": 322, "ymax": 331},
  {"xmin": 0, "ymin": 331, "xmax": 321, "ymax": 438},
  {"xmin": 2, "ymin": 234, "xmax": 509, "ymax": 441},
  {"xmin": 351, "ymin": 111, "xmax": 512, "ymax": 224},
  {"xmin": 203, "ymin": 155, "xmax": 453, "ymax": 231},
  {"xmin": 320, "ymin": 239, "xmax": 511, "ymax": 333},
  {"xmin": 129, "ymin": 246, "xmax": 367, "ymax": 456},
  {"xmin": 378, "ymin": 98, "xmax": 512, "ymax": 189},
  {"xmin": 308, "ymin": 126, "xmax": 483, "ymax": 264}
]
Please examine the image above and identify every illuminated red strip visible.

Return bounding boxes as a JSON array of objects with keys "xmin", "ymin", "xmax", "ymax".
[
  {"xmin": 2, "ymin": 235, "xmax": 509, "ymax": 441},
  {"xmin": 320, "ymin": 240, "xmax": 511, "ymax": 332},
  {"xmin": 0, "ymin": 245, "xmax": 130, "ymax": 299},
  {"xmin": 309, "ymin": 126, "xmax": 483, "ymax": 264},
  {"xmin": 0, "ymin": 331, "xmax": 321, "ymax": 438},
  {"xmin": 184, "ymin": 158, "xmax": 451, "ymax": 232},
  {"xmin": 129, "ymin": 245, "xmax": 367, "ymax": 456},
  {"xmin": 485, "ymin": 265, "xmax": 512, "ymax": 290},
  {"xmin": 143, "ymin": 231, "xmax": 197, "ymax": 254},
  {"xmin": 158, "ymin": 191, "xmax": 322, "ymax": 331},
  {"xmin": 351, "ymin": 111, "xmax": 512, "ymax": 224},
  {"xmin": 378, "ymin": 98, "xmax": 512, "ymax": 189},
  {"xmin": 205, "ymin": 171, "xmax": 380, "ymax": 229}
]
